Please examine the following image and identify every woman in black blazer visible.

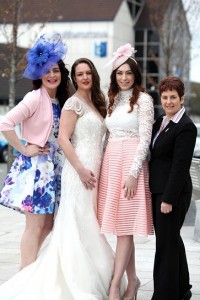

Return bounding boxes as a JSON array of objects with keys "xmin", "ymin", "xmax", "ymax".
[{"xmin": 149, "ymin": 77, "xmax": 197, "ymax": 300}]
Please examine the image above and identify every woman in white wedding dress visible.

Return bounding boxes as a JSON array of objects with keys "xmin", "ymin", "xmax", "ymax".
[{"xmin": 0, "ymin": 58, "xmax": 126, "ymax": 300}]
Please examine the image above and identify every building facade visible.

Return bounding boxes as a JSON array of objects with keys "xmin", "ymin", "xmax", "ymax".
[{"xmin": 0, "ymin": 0, "xmax": 190, "ymax": 110}]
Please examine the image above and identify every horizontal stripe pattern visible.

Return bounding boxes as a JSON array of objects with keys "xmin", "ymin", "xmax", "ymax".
[{"xmin": 97, "ymin": 139, "xmax": 153, "ymax": 236}]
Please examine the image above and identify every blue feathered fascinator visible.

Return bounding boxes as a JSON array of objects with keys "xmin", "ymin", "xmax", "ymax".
[{"xmin": 23, "ymin": 33, "xmax": 67, "ymax": 80}]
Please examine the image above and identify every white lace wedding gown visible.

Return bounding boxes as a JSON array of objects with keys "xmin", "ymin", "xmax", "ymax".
[{"xmin": 0, "ymin": 96, "xmax": 126, "ymax": 300}]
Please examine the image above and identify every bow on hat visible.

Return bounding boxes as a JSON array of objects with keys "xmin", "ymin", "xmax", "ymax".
[
  {"xmin": 113, "ymin": 43, "xmax": 137, "ymax": 60},
  {"xmin": 104, "ymin": 43, "xmax": 137, "ymax": 70}
]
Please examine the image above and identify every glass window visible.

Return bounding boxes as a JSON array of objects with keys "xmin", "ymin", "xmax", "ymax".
[
  {"xmin": 146, "ymin": 75, "xmax": 159, "ymax": 93},
  {"xmin": 147, "ymin": 45, "xmax": 159, "ymax": 58},
  {"xmin": 147, "ymin": 60, "xmax": 159, "ymax": 73},
  {"xmin": 135, "ymin": 45, "xmax": 144, "ymax": 58},
  {"xmin": 135, "ymin": 30, "xmax": 144, "ymax": 43},
  {"xmin": 147, "ymin": 30, "xmax": 159, "ymax": 42},
  {"xmin": 136, "ymin": 60, "xmax": 143, "ymax": 71}
]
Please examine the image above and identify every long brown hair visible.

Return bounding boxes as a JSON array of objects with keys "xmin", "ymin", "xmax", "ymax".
[
  {"xmin": 108, "ymin": 57, "xmax": 145, "ymax": 115},
  {"xmin": 71, "ymin": 58, "xmax": 107, "ymax": 118}
]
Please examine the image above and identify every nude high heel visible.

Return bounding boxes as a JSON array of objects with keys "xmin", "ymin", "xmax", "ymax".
[{"xmin": 123, "ymin": 277, "xmax": 141, "ymax": 300}]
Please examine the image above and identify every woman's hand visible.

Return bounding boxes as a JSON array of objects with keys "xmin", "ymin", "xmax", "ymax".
[
  {"xmin": 123, "ymin": 175, "xmax": 138, "ymax": 200},
  {"xmin": 78, "ymin": 167, "xmax": 96, "ymax": 190},
  {"xmin": 24, "ymin": 144, "xmax": 50, "ymax": 157},
  {"xmin": 161, "ymin": 202, "xmax": 173, "ymax": 214}
]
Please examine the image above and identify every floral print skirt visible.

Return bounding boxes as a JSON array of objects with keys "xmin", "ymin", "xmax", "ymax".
[{"xmin": 0, "ymin": 142, "xmax": 63, "ymax": 214}]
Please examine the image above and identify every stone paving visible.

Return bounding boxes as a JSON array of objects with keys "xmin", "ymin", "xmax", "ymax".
[
  {"xmin": 0, "ymin": 206, "xmax": 200, "ymax": 299},
  {"xmin": 0, "ymin": 163, "xmax": 200, "ymax": 299}
]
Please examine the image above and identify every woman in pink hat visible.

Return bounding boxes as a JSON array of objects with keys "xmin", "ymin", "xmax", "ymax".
[
  {"xmin": 98, "ymin": 43, "xmax": 154, "ymax": 300},
  {"xmin": 0, "ymin": 33, "xmax": 71, "ymax": 269}
]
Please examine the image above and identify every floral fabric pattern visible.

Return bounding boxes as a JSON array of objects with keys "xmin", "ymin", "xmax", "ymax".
[{"xmin": 0, "ymin": 100, "xmax": 64, "ymax": 214}]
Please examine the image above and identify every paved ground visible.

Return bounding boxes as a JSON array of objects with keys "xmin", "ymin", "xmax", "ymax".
[{"xmin": 0, "ymin": 163, "xmax": 200, "ymax": 299}]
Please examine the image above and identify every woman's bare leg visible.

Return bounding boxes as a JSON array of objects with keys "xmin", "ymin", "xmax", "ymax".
[
  {"xmin": 109, "ymin": 235, "xmax": 133, "ymax": 300},
  {"xmin": 123, "ymin": 244, "xmax": 139, "ymax": 298},
  {"xmin": 20, "ymin": 212, "xmax": 53, "ymax": 269}
]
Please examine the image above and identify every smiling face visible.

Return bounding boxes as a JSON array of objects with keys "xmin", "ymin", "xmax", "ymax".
[
  {"xmin": 41, "ymin": 63, "xmax": 61, "ymax": 98},
  {"xmin": 73, "ymin": 63, "xmax": 93, "ymax": 92},
  {"xmin": 161, "ymin": 89, "xmax": 184, "ymax": 119},
  {"xmin": 116, "ymin": 63, "xmax": 135, "ymax": 91}
]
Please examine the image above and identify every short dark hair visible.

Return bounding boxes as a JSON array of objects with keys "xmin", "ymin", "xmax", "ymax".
[{"xmin": 159, "ymin": 77, "xmax": 185, "ymax": 98}]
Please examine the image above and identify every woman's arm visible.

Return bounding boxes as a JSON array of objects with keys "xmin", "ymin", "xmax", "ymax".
[
  {"xmin": 2, "ymin": 130, "xmax": 26, "ymax": 155},
  {"xmin": 129, "ymin": 93, "xmax": 154, "ymax": 178},
  {"xmin": 58, "ymin": 109, "xmax": 96, "ymax": 190},
  {"xmin": 162, "ymin": 121, "xmax": 197, "ymax": 205},
  {"xmin": 123, "ymin": 94, "xmax": 154, "ymax": 199},
  {"xmin": 2, "ymin": 130, "xmax": 45, "ymax": 157},
  {"xmin": 0, "ymin": 91, "xmax": 44, "ymax": 156},
  {"xmin": 0, "ymin": 91, "xmax": 39, "ymax": 132}
]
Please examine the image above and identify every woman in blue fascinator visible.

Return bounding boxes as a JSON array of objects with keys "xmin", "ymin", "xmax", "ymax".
[
  {"xmin": 0, "ymin": 33, "xmax": 71, "ymax": 269},
  {"xmin": 0, "ymin": 53, "xmax": 128, "ymax": 298}
]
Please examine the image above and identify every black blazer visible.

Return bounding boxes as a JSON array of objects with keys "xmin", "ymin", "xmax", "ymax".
[{"xmin": 149, "ymin": 113, "xmax": 197, "ymax": 206}]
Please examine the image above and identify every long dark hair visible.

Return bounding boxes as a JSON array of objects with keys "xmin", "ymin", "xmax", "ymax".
[
  {"xmin": 71, "ymin": 58, "xmax": 107, "ymax": 118},
  {"xmin": 108, "ymin": 57, "xmax": 145, "ymax": 115},
  {"xmin": 32, "ymin": 59, "xmax": 71, "ymax": 109}
]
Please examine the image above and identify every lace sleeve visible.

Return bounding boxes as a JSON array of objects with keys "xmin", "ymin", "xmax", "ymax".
[
  {"xmin": 62, "ymin": 96, "xmax": 84, "ymax": 116},
  {"xmin": 129, "ymin": 93, "xmax": 154, "ymax": 178}
]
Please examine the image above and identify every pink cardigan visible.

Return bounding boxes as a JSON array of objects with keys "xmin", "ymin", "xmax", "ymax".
[{"xmin": 0, "ymin": 86, "xmax": 53, "ymax": 147}]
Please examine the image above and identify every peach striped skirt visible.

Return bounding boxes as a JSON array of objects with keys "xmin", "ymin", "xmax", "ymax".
[{"xmin": 97, "ymin": 138, "xmax": 153, "ymax": 236}]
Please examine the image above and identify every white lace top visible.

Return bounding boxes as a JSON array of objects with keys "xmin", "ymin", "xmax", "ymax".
[
  {"xmin": 63, "ymin": 96, "xmax": 106, "ymax": 173},
  {"xmin": 105, "ymin": 89, "xmax": 154, "ymax": 178}
]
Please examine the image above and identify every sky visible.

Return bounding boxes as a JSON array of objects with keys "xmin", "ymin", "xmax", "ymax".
[
  {"xmin": 190, "ymin": 47, "xmax": 200, "ymax": 83},
  {"xmin": 183, "ymin": 0, "xmax": 200, "ymax": 83},
  {"xmin": 189, "ymin": 26, "xmax": 200, "ymax": 83}
]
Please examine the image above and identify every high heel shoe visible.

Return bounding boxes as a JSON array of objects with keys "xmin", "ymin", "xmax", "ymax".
[{"xmin": 123, "ymin": 277, "xmax": 141, "ymax": 300}]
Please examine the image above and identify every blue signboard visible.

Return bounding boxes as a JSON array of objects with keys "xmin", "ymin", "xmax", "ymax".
[{"xmin": 94, "ymin": 41, "xmax": 107, "ymax": 57}]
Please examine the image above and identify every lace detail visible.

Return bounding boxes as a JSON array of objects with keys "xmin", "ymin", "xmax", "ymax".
[
  {"xmin": 63, "ymin": 96, "xmax": 106, "ymax": 162},
  {"xmin": 109, "ymin": 129, "xmax": 139, "ymax": 141},
  {"xmin": 112, "ymin": 89, "xmax": 133, "ymax": 110},
  {"xmin": 115, "ymin": 90, "xmax": 133, "ymax": 105},
  {"xmin": 105, "ymin": 90, "xmax": 154, "ymax": 178},
  {"xmin": 63, "ymin": 96, "xmax": 86, "ymax": 116},
  {"xmin": 129, "ymin": 93, "xmax": 154, "ymax": 178}
]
